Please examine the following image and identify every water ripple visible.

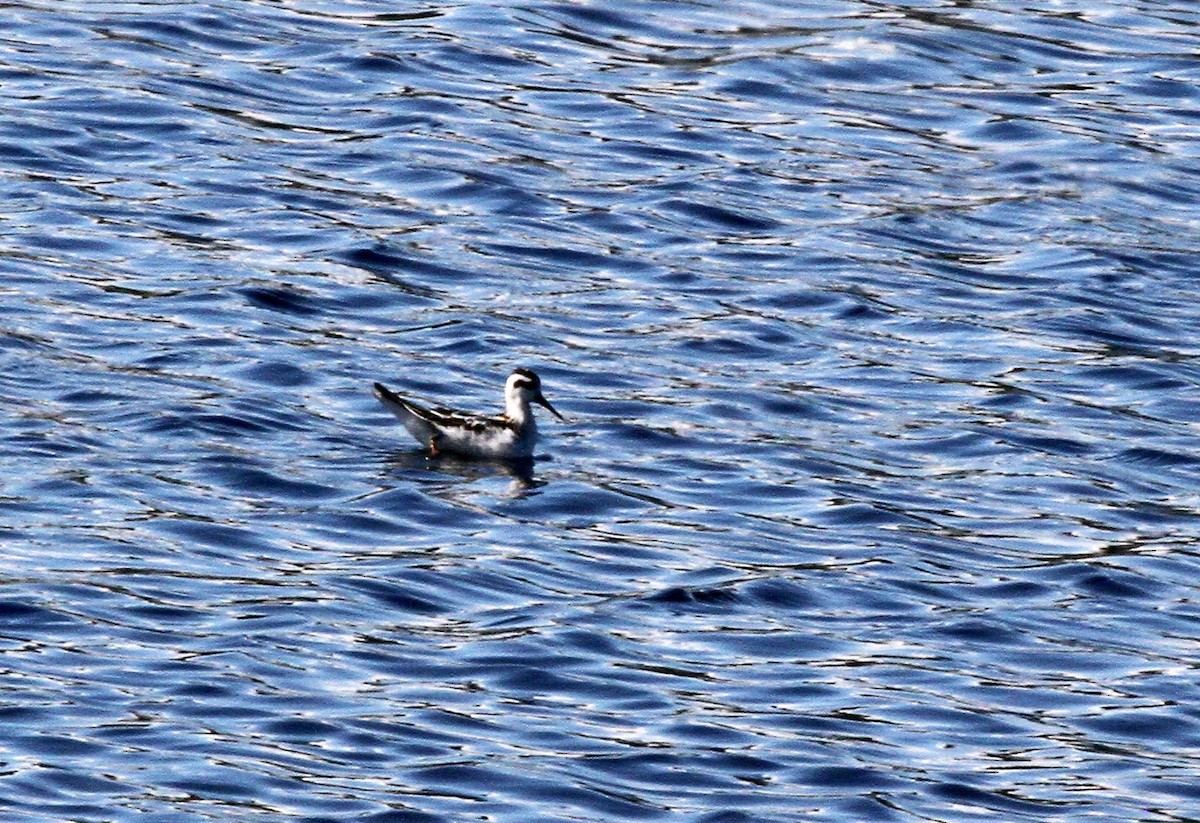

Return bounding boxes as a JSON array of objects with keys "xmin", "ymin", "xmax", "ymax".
[{"xmin": 2, "ymin": 1, "xmax": 1200, "ymax": 820}]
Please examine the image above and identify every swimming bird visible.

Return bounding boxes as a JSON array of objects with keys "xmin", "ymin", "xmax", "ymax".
[{"xmin": 373, "ymin": 368, "xmax": 563, "ymax": 459}]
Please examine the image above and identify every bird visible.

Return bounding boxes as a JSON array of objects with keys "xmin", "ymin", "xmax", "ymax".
[{"xmin": 373, "ymin": 367, "xmax": 563, "ymax": 459}]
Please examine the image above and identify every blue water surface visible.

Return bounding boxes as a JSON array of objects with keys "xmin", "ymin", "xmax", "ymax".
[{"xmin": 2, "ymin": 1, "xmax": 1200, "ymax": 820}]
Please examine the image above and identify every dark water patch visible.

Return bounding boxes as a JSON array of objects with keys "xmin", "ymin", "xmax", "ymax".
[
  {"xmin": 969, "ymin": 117, "xmax": 1057, "ymax": 145},
  {"xmin": 1084, "ymin": 363, "xmax": 1189, "ymax": 392},
  {"xmin": 996, "ymin": 431, "xmax": 1096, "ymax": 457},
  {"xmin": 340, "ymin": 246, "xmax": 458, "ymax": 292},
  {"xmin": 680, "ymin": 335, "xmax": 774, "ymax": 359},
  {"xmin": 836, "ymin": 299, "xmax": 892, "ymax": 322},
  {"xmin": 240, "ymin": 360, "xmax": 311, "ymax": 387},
  {"xmin": 343, "ymin": 52, "xmax": 417, "ymax": 77},
  {"xmin": 200, "ymin": 461, "xmax": 340, "ymax": 502},
  {"xmin": 350, "ymin": 812, "xmax": 448, "ymax": 823},
  {"xmin": 124, "ymin": 602, "xmax": 208, "ymax": 624},
  {"xmin": 111, "ymin": 14, "xmax": 273, "ymax": 56},
  {"xmin": 1116, "ymin": 446, "xmax": 1200, "ymax": 467},
  {"xmin": 478, "ymin": 241, "xmax": 615, "ymax": 270},
  {"xmin": 1047, "ymin": 313, "xmax": 1174, "ymax": 353},
  {"xmin": 933, "ymin": 618, "xmax": 1024, "ymax": 645},
  {"xmin": 164, "ymin": 776, "xmax": 262, "ymax": 801},
  {"xmin": 0, "ymin": 600, "xmax": 74, "ymax": 629},
  {"xmin": 305, "ymin": 510, "xmax": 418, "ymax": 541},
  {"xmin": 660, "ymin": 199, "xmax": 782, "ymax": 233},
  {"xmin": 799, "ymin": 764, "xmax": 904, "ymax": 790},
  {"xmin": 145, "ymin": 410, "xmax": 270, "ymax": 438},
  {"xmin": 38, "ymin": 768, "xmax": 124, "ymax": 795},
  {"xmin": 152, "ymin": 520, "xmax": 282, "ymax": 555},
  {"xmin": 976, "ymin": 580, "xmax": 1051, "ymax": 601},
  {"xmin": 611, "ymin": 140, "xmax": 715, "ymax": 166},
  {"xmin": 667, "ymin": 719, "xmax": 760, "ymax": 749},
  {"xmin": 927, "ymin": 781, "xmax": 1073, "ymax": 816},
  {"xmin": 12, "ymin": 734, "xmax": 106, "ymax": 757},
  {"xmin": 607, "ymin": 421, "xmax": 699, "ymax": 450},
  {"xmin": 261, "ymin": 717, "xmax": 342, "ymax": 741},
  {"xmin": 645, "ymin": 585, "xmax": 740, "ymax": 609},
  {"xmin": 240, "ymin": 285, "xmax": 323, "ymax": 316},
  {"xmin": 1080, "ymin": 709, "xmax": 1200, "ymax": 747},
  {"xmin": 342, "ymin": 576, "xmax": 449, "ymax": 617},
  {"xmin": 1131, "ymin": 776, "xmax": 1200, "ymax": 803},
  {"xmin": 56, "ymin": 388, "xmax": 140, "ymax": 406},
  {"xmin": 1077, "ymin": 572, "xmax": 1152, "ymax": 599},
  {"xmin": 0, "ymin": 705, "xmax": 53, "ymax": 724},
  {"xmin": 811, "ymin": 501, "xmax": 914, "ymax": 527},
  {"xmin": 742, "ymin": 577, "xmax": 819, "ymax": 611},
  {"xmin": 488, "ymin": 665, "xmax": 600, "ymax": 698}
]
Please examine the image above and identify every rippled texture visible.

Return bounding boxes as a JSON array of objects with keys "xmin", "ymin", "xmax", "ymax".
[{"xmin": 3, "ymin": 1, "xmax": 1200, "ymax": 820}]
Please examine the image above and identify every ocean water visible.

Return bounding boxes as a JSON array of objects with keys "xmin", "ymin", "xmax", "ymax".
[{"xmin": 2, "ymin": 1, "xmax": 1200, "ymax": 820}]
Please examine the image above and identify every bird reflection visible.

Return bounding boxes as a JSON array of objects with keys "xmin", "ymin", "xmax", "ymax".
[{"xmin": 382, "ymin": 449, "xmax": 548, "ymax": 494}]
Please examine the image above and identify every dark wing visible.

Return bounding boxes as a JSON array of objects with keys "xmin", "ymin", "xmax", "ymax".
[{"xmin": 426, "ymin": 407, "xmax": 516, "ymax": 433}]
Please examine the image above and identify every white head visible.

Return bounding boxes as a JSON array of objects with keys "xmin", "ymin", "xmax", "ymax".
[{"xmin": 505, "ymin": 368, "xmax": 563, "ymax": 421}]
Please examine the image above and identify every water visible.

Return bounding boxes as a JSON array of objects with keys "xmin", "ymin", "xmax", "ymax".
[{"xmin": 3, "ymin": 1, "xmax": 1200, "ymax": 820}]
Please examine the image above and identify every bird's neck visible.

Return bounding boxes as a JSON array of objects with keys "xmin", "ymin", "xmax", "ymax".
[{"xmin": 506, "ymin": 396, "xmax": 533, "ymax": 425}]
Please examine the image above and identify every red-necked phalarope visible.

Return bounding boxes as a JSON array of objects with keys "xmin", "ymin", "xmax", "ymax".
[{"xmin": 373, "ymin": 367, "xmax": 563, "ymax": 459}]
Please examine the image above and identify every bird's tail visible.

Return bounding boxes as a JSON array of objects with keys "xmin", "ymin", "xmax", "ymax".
[{"xmin": 373, "ymin": 383, "xmax": 435, "ymax": 443}]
